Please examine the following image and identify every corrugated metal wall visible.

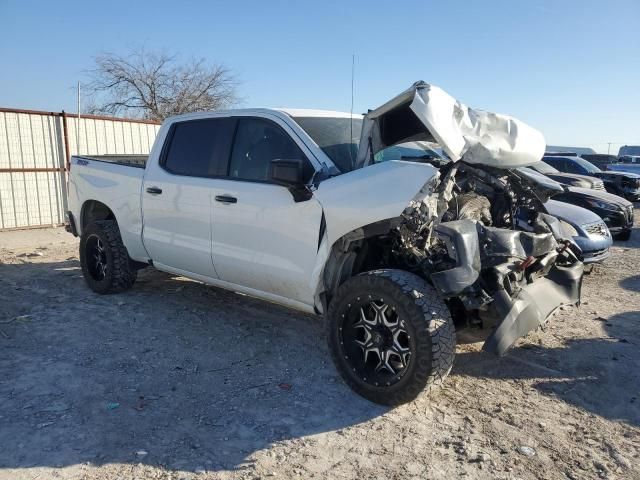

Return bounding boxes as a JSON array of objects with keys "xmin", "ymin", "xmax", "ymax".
[{"xmin": 0, "ymin": 109, "xmax": 159, "ymax": 230}]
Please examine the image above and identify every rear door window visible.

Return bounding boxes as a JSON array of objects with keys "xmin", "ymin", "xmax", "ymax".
[{"xmin": 162, "ymin": 118, "xmax": 235, "ymax": 177}]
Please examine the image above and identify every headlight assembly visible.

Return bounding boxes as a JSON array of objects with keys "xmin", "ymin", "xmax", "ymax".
[{"xmin": 559, "ymin": 220, "xmax": 579, "ymax": 237}]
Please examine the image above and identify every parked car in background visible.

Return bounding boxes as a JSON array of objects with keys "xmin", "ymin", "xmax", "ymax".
[
  {"xmin": 542, "ymin": 155, "xmax": 640, "ymax": 201},
  {"xmin": 580, "ymin": 154, "xmax": 619, "ymax": 171},
  {"xmin": 608, "ymin": 163, "xmax": 640, "ymax": 175},
  {"xmin": 544, "ymin": 200, "xmax": 612, "ymax": 264},
  {"xmin": 546, "ymin": 146, "xmax": 596, "ymax": 156},
  {"xmin": 618, "ymin": 145, "xmax": 640, "ymax": 158},
  {"xmin": 529, "ymin": 161, "xmax": 605, "ymax": 190},
  {"xmin": 522, "ymin": 169, "xmax": 614, "ymax": 261},
  {"xmin": 615, "ymin": 146, "xmax": 640, "ymax": 173},
  {"xmin": 551, "ymin": 186, "xmax": 634, "ymax": 241},
  {"xmin": 619, "ymin": 156, "xmax": 640, "ymax": 164}
]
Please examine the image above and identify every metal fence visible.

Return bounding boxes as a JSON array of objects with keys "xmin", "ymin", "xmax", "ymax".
[{"xmin": 0, "ymin": 108, "xmax": 160, "ymax": 230}]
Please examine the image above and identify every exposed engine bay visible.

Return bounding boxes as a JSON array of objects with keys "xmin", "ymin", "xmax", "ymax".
[{"xmin": 337, "ymin": 160, "xmax": 584, "ymax": 355}]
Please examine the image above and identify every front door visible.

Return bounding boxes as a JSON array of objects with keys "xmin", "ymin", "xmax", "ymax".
[{"xmin": 210, "ymin": 116, "xmax": 323, "ymax": 306}]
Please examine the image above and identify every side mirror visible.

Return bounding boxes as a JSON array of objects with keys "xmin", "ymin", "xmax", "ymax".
[
  {"xmin": 269, "ymin": 159, "xmax": 304, "ymax": 187},
  {"xmin": 269, "ymin": 159, "xmax": 312, "ymax": 202}
]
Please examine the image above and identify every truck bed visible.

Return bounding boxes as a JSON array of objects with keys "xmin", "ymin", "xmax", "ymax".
[
  {"xmin": 74, "ymin": 154, "xmax": 148, "ymax": 168},
  {"xmin": 69, "ymin": 154, "xmax": 148, "ymax": 261},
  {"xmin": 607, "ymin": 163, "xmax": 640, "ymax": 174}
]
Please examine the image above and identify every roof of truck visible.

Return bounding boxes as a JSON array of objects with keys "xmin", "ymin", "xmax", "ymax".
[
  {"xmin": 164, "ymin": 108, "xmax": 362, "ymax": 123},
  {"xmin": 276, "ymin": 108, "xmax": 362, "ymax": 119}
]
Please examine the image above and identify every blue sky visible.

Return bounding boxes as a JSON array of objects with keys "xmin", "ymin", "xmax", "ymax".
[{"xmin": 1, "ymin": 0, "xmax": 638, "ymax": 152}]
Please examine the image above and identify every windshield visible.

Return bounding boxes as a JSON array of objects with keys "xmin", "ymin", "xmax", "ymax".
[
  {"xmin": 531, "ymin": 161, "xmax": 558, "ymax": 174},
  {"xmin": 292, "ymin": 116, "xmax": 363, "ymax": 173},
  {"xmin": 574, "ymin": 157, "xmax": 602, "ymax": 173},
  {"xmin": 374, "ymin": 141, "xmax": 446, "ymax": 163}
]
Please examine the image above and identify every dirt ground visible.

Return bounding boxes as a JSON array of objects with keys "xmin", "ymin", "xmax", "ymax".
[{"xmin": 0, "ymin": 222, "xmax": 639, "ymax": 480}]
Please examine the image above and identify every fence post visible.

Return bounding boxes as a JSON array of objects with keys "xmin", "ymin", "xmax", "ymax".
[{"xmin": 61, "ymin": 111, "xmax": 71, "ymax": 175}]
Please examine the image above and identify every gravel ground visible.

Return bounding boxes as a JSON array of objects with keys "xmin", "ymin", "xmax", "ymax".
[{"xmin": 0, "ymin": 222, "xmax": 639, "ymax": 480}]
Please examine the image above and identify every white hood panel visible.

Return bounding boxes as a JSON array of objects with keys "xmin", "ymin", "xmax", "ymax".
[
  {"xmin": 314, "ymin": 160, "xmax": 438, "ymax": 247},
  {"xmin": 357, "ymin": 82, "xmax": 546, "ymax": 169}
]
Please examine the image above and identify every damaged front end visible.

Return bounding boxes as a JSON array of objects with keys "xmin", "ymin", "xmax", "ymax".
[
  {"xmin": 393, "ymin": 162, "xmax": 583, "ymax": 355},
  {"xmin": 358, "ymin": 81, "xmax": 584, "ymax": 355}
]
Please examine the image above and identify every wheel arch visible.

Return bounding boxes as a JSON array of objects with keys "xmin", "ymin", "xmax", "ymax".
[
  {"xmin": 318, "ymin": 218, "xmax": 401, "ymax": 309},
  {"xmin": 80, "ymin": 200, "xmax": 117, "ymax": 234}
]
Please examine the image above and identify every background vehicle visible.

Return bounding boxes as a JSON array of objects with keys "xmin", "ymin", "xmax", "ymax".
[
  {"xmin": 546, "ymin": 146, "xmax": 596, "ymax": 156},
  {"xmin": 544, "ymin": 200, "xmax": 612, "ymax": 262},
  {"xmin": 529, "ymin": 161, "xmax": 605, "ymax": 190},
  {"xmin": 610, "ymin": 151, "xmax": 640, "ymax": 175},
  {"xmin": 618, "ymin": 145, "xmax": 640, "ymax": 158},
  {"xmin": 542, "ymin": 155, "xmax": 640, "ymax": 201},
  {"xmin": 67, "ymin": 82, "xmax": 584, "ymax": 406},
  {"xmin": 552, "ymin": 186, "xmax": 633, "ymax": 241},
  {"xmin": 608, "ymin": 163, "xmax": 640, "ymax": 175},
  {"xmin": 580, "ymin": 154, "xmax": 619, "ymax": 171}
]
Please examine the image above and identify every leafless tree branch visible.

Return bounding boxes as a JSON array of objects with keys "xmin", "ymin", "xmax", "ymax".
[{"xmin": 84, "ymin": 48, "xmax": 239, "ymax": 121}]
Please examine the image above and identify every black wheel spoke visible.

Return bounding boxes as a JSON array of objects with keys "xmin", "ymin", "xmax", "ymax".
[
  {"xmin": 340, "ymin": 297, "xmax": 413, "ymax": 386},
  {"xmin": 85, "ymin": 234, "xmax": 109, "ymax": 281}
]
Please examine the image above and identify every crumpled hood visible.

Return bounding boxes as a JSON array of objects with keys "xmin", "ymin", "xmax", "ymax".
[{"xmin": 356, "ymin": 81, "xmax": 546, "ymax": 170}]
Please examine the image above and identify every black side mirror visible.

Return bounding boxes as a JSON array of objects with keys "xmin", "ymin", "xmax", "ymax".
[
  {"xmin": 269, "ymin": 159, "xmax": 312, "ymax": 202},
  {"xmin": 269, "ymin": 159, "xmax": 304, "ymax": 186}
]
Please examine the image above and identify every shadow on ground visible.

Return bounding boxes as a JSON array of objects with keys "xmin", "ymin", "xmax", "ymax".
[
  {"xmin": 0, "ymin": 258, "xmax": 638, "ymax": 474},
  {"xmin": 619, "ymin": 274, "xmax": 640, "ymax": 292},
  {"xmin": 0, "ymin": 259, "xmax": 387, "ymax": 472},
  {"xmin": 454, "ymin": 309, "xmax": 640, "ymax": 426}
]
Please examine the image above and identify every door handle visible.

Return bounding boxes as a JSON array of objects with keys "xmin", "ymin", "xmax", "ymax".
[
  {"xmin": 146, "ymin": 186, "xmax": 163, "ymax": 195},
  {"xmin": 215, "ymin": 195, "xmax": 237, "ymax": 204}
]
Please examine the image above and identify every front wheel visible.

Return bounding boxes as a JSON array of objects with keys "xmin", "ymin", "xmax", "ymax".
[
  {"xmin": 80, "ymin": 220, "xmax": 137, "ymax": 294},
  {"xmin": 327, "ymin": 269, "xmax": 456, "ymax": 406}
]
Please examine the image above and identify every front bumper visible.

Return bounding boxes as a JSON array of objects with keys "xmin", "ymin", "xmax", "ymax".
[
  {"xmin": 482, "ymin": 261, "xmax": 583, "ymax": 355},
  {"xmin": 573, "ymin": 232, "xmax": 613, "ymax": 265},
  {"xmin": 622, "ymin": 188, "xmax": 640, "ymax": 201},
  {"xmin": 580, "ymin": 247, "xmax": 611, "ymax": 264},
  {"xmin": 430, "ymin": 218, "xmax": 584, "ymax": 356},
  {"xmin": 600, "ymin": 205, "xmax": 634, "ymax": 233}
]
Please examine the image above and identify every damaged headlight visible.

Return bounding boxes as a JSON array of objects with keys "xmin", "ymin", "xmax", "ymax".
[{"xmin": 559, "ymin": 220, "xmax": 579, "ymax": 237}]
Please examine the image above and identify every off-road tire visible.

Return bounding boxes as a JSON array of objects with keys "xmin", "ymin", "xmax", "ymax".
[
  {"xmin": 327, "ymin": 269, "xmax": 456, "ymax": 406},
  {"xmin": 80, "ymin": 220, "xmax": 137, "ymax": 294},
  {"xmin": 613, "ymin": 230, "xmax": 632, "ymax": 241}
]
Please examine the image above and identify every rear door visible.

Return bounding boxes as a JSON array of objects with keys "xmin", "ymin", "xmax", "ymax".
[
  {"xmin": 210, "ymin": 116, "xmax": 323, "ymax": 306},
  {"xmin": 142, "ymin": 117, "xmax": 235, "ymax": 278}
]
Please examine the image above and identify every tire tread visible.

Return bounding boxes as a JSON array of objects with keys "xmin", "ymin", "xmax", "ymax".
[{"xmin": 327, "ymin": 269, "xmax": 456, "ymax": 405}]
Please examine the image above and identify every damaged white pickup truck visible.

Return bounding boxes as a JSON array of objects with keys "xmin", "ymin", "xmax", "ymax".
[{"xmin": 67, "ymin": 82, "xmax": 583, "ymax": 405}]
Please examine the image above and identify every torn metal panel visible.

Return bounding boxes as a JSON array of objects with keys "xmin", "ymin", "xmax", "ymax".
[
  {"xmin": 482, "ymin": 262, "xmax": 583, "ymax": 355},
  {"xmin": 356, "ymin": 81, "xmax": 546, "ymax": 170}
]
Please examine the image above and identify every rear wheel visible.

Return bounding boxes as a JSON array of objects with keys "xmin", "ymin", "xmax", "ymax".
[
  {"xmin": 80, "ymin": 220, "xmax": 137, "ymax": 294},
  {"xmin": 327, "ymin": 269, "xmax": 455, "ymax": 406}
]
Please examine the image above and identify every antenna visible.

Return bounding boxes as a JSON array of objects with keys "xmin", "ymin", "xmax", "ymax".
[
  {"xmin": 350, "ymin": 54, "xmax": 355, "ymax": 166},
  {"xmin": 77, "ymin": 81, "xmax": 81, "ymax": 155}
]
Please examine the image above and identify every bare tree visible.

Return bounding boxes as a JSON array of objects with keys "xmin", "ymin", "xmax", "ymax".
[{"xmin": 84, "ymin": 49, "xmax": 239, "ymax": 121}]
